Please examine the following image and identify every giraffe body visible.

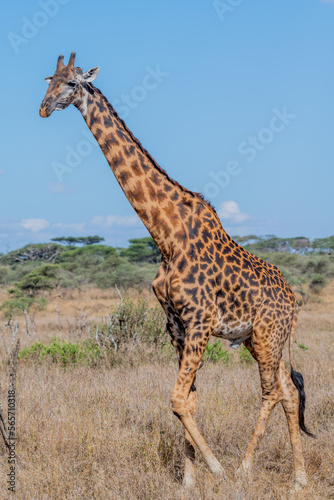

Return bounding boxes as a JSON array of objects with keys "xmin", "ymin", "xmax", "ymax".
[{"xmin": 40, "ymin": 53, "xmax": 313, "ymax": 491}]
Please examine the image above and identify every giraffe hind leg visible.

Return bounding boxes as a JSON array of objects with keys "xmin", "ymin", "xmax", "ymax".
[
  {"xmin": 279, "ymin": 359, "xmax": 308, "ymax": 490},
  {"xmin": 183, "ymin": 379, "xmax": 197, "ymax": 487},
  {"xmin": 239, "ymin": 332, "xmax": 284, "ymax": 475},
  {"xmin": 241, "ymin": 338, "xmax": 309, "ymax": 490}
]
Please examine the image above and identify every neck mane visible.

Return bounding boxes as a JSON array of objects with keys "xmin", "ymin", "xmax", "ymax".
[{"xmin": 75, "ymin": 83, "xmax": 219, "ymax": 257}]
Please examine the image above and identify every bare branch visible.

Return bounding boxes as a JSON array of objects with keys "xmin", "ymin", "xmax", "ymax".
[
  {"xmin": 3, "ymin": 244, "xmax": 61, "ymax": 263},
  {"xmin": 30, "ymin": 312, "xmax": 37, "ymax": 337},
  {"xmin": 23, "ymin": 309, "xmax": 30, "ymax": 337},
  {"xmin": 9, "ymin": 338, "xmax": 20, "ymax": 388},
  {"xmin": 1, "ymin": 322, "xmax": 10, "ymax": 358},
  {"xmin": 104, "ymin": 308, "xmax": 117, "ymax": 352},
  {"xmin": 0, "ymin": 387, "xmax": 10, "ymax": 449},
  {"xmin": 115, "ymin": 284, "xmax": 123, "ymax": 305},
  {"xmin": 53, "ymin": 300, "xmax": 61, "ymax": 337}
]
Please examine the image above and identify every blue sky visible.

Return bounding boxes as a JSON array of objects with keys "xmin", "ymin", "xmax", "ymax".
[{"xmin": 0, "ymin": 0, "xmax": 333, "ymax": 253}]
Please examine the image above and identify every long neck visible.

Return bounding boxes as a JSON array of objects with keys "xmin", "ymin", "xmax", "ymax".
[{"xmin": 75, "ymin": 84, "xmax": 208, "ymax": 257}]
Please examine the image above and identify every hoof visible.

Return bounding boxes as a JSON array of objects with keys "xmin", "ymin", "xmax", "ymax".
[
  {"xmin": 293, "ymin": 473, "xmax": 307, "ymax": 492},
  {"xmin": 182, "ymin": 473, "xmax": 196, "ymax": 489},
  {"xmin": 288, "ymin": 474, "xmax": 307, "ymax": 496},
  {"xmin": 180, "ymin": 486, "xmax": 194, "ymax": 500},
  {"xmin": 211, "ymin": 462, "xmax": 227, "ymax": 482},
  {"xmin": 236, "ymin": 461, "xmax": 252, "ymax": 479}
]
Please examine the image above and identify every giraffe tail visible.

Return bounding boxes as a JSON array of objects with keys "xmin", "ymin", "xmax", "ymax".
[{"xmin": 289, "ymin": 304, "xmax": 315, "ymax": 438}]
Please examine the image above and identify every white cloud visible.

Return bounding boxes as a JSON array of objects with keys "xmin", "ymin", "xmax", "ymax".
[
  {"xmin": 20, "ymin": 218, "xmax": 50, "ymax": 232},
  {"xmin": 91, "ymin": 215, "xmax": 141, "ymax": 228},
  {"xmin": 48, "ymin": 182, "xmax": 75, "ymax": 195},
  {"xmin": 0, "ymin": 169, "xmax": 6, "ymax": 176},
  {"xmin": 217, "ymin": 201, "xmax": 249, "ymax": 224},
  {"xmin": 53, "ymin": 222, "xmax": 85, "ymax": 232}
]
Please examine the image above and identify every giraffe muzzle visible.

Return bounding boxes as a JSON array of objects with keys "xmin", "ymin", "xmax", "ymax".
[{"xmin": 39, "ymin": 100, "xmax": 54, "ymax": 118}]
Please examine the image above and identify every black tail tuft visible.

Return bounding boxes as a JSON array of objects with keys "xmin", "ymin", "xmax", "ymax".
[{"xmin": 291, "ymin": 367, "xmax": 315, "ymax": 438}]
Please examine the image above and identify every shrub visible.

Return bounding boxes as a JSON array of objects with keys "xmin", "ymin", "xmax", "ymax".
[
  {"xmin": 1, "ymin": 237, "xmax": 333, "ymax": 293},
  {"xmin": 119, "ymin": 237, "xmax": 161, "ymax": 264},
  {"xmin": 304, "ymin": 258, "xmax": 329, "ymax": 277},
  {"xmin": 0, "ymin": 266, "xmax": 11, "ymax": 286},
  {"xmin": 96, "ymin": 297, "xmax": 167, "ymax": 352},
  {"xmin": 278, "ymin": 268, "xmax": 304, "ymax": 287},
  {"xmin": 18, "ymin": 338, "xmax": 101, "ymax": 366},
  {"xmin": 309, "ymin": 274, "xmax": 327, "ymax": 294},
  {"xmin": 94, "ymin": 262, "xmax": 155, "ymax": 290},
  {"xmin": 203, "ymin": 340, "xmax": 232, "ymax": 364},
  {"xmin": 239, "ymin": 345, "xmax": 255, "ymax": 364},
  {"xmin": 0, "ymin": 294, "xmax": 47, "ymax": 320},
  {"xmin": 16, "ymin": 264, "xmax": 60, "ymax": 294},
  {"xmin": 294, "ymin": 340, "xmax": 308, "ymax": 351}
]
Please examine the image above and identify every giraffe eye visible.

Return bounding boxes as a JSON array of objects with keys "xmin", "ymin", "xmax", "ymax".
[{"xmin": 68, "ymin": 81, "xmax": 77, "ymax": 87}]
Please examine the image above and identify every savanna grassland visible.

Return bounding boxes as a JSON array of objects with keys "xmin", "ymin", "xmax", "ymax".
[{"xmin": 0, "ymin": 237, "xmax": 333, "ymax": 499}]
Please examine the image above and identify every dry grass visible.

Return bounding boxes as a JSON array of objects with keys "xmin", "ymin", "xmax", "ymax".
[
  {"xmin": 0, "ymin": 284, "xmax": 333, "ymax": 499},
  {"xmin": 0, "ymin": 287, "xmax": 158, "ymax": 348}
]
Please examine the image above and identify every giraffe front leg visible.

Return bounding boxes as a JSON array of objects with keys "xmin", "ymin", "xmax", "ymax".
[
  {"xmin": 237, "ymin": 337, "xmax": 258, "ymax": 478},
  {"xmin": 171, "ymin": 340, "xmax": 226, "ymax": 482}
]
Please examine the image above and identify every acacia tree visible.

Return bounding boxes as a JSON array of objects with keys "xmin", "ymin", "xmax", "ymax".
[
  {"xmin": 16, "ymin": 264, "xmax": 59, "ymax": 295},
  {"xmin": 51, "ymin": 236, "xmax": 104, "ymax": 246},
  {"xmin": 120, "ymin": 237, "xmax": 161, "ymax": 264},
  {"xmin": 0, "ymin": 292, "xmax": 47, "ymax": 356}
]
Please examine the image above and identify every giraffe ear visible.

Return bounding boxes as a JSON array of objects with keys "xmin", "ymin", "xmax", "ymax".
[
  {"xmin": 45, "ymin": 76, "xmax": 53, "ymax": 85},
  {"xmin": 82, "ymin": 67, "xmax": 99, "ymax": 82}
]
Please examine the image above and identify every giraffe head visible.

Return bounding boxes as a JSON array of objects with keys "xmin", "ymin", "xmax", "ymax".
[{"xmin": 40, "ymin": 52, "xmax": 99, "ymax": 118}]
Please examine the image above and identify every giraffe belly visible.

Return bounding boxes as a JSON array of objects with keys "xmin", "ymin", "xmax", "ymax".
[{"xmin": 213, "ymin": 317, "xmax": 253, "ymax": 342}]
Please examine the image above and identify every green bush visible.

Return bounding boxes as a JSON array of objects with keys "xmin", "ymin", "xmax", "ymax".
[
  {"xmin": 278, "ymin": 268, "xmax": 304, "ymax": 287},
  {"xmin": 0, "ymin": 266, "xmax": 11, "ymax": 286},
  {"xmin": 96, "ymin": 297, "xmax": 167, "ymax": 351},
  {"xmin": 16, "ymin": 264, "xmax": 60, "ymax": 294},
  {"xmin": 203, "ymin": 340, "xmax": 232, "ymax": 364},
  {"xmin": 303, "ymin": 258, "xmax": 330, "ymax": 277},
  {"xmin": 239, "ymin": 345, "xmax": 255, "ymax": 365},
  {"xmin": 1, "ymin": 237, "xmax": 333, "ymax": 294},
  {"xmin": 94, "ymin": 262, "xmax": 156, "ymax": 290},
  {"xmin": 0, "ymin": 241, "xmax": 160, "ymax": 292},
  {"xmin": 0, "ymin": 294, "xmax": 47, "ymax": 320},
  {"xmin": 2, "ymin": 261, "xmax": 42, "ymax": 285},
  {"xmin": 119, "ymin": 237, "xmax": 161, "ymax": 264},
  {"xmin": 309, "ymin": 274, "xmax": 327, "ymax": 294},
  {"xmin": 294, "ymin": 340, "xmax": 308, "ymax": 351},
  {"xmin": 18, "ymin": 338, "xmax": 101, "ymax": 366}
]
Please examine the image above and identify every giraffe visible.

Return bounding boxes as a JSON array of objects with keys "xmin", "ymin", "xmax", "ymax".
[{"xmin": 40, "ymin": 53, "xmax": 314, "ymax": 491}]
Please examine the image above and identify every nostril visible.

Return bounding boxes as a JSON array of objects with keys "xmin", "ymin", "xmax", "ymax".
[{"xmin": 40, "ymin": 101, "xmax": 51, "ymax": 117}]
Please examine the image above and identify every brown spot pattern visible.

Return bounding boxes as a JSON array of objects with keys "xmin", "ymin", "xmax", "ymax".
[{"xmin": 40, "ymin": 60, "xmax": 311, "ymax": 489}]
